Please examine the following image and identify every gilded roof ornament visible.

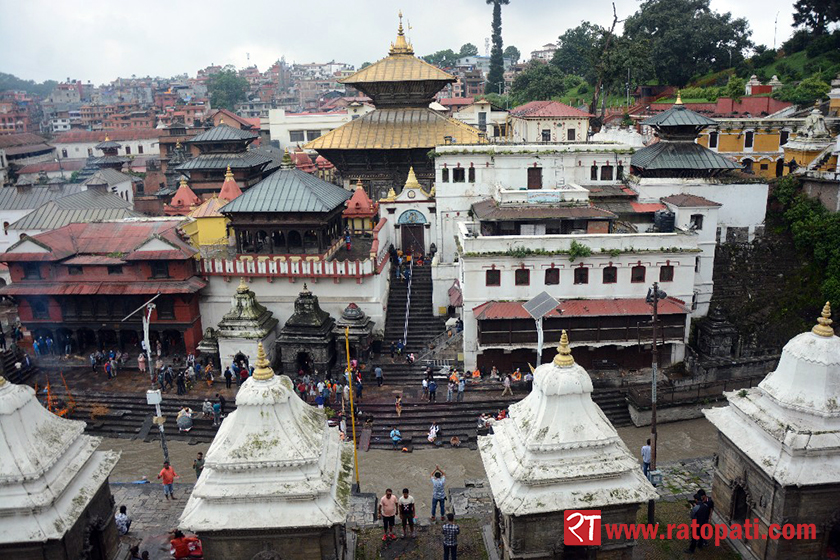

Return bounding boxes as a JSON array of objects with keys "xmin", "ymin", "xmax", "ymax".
[
  {"xmin": 356, "ymin": 178, "xmax": 364, "ymax": 190},
  {"xmin": 0, "ymin": 376, "xmax": 5, "ymax": 387},
  {"xmin": 281, "ymin": 148, "xmax": 294, "ymax": 169},
  {"xmin": 179, "ymin": 177, "xmax": 189, "ymax": 188},
  {"xmin": 812, "ymin": 301, "xmax": 834, "ymax": 337},
  {"xmin": 225, "ymin": 165, "xmax": 234, "ymax": 181},
  {"xmin": 553, "ymin": 330, "xmax": 575, "ymax": 367},
  {"xmin": 389, "ymin": 12, "xmax": 414, "ymax": 55},
  {"xmin": 175, "ymin": 139, "xmax": 182, "ymax": 149},
  {"xmin": 104, "ymin": 135, "xmax": 110, "ymax": 142},
  {"xmin": 675, "ymin": 91, "xmax": 683, "ymax": 105},
  {"xmin": 237, "ymin": 277, "xmax": 249, "ymax": 294},
  {"xmin": 251, "ymin": 342, "xmax": 274, "ymax": 381},
  {"xmin": 404, "ymin": 166, "xmax": 422, "ymax": 190},
  {"xmin": 381, "ymin": 186, "xmax": 397, "ymax": 202}
]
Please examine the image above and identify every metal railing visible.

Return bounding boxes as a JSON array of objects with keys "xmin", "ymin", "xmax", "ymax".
[
  {"xmin": 627, "ymin": 374, "xmax": 766, "ymax": 409},
  {"xmin": 418, "ymin": 329, "xmax": 463, "ymax": 363},
  {"xmin": 402, "ymin": 258, "xmax": 414, "ymax": 346}
]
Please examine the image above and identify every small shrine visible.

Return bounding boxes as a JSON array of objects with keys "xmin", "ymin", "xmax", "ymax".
[
  {"xmin": 164, "ymin": 177, "xmax": 201, "ymax": 216},
  {"xmin": 179, "ymin": 343, "xmax": 353, "ymax": 559},
  {"xmin": 277, "ymin": 285, "xmax": 336, "ymax": 375},
  {"xmin": 783, "ymin": 106, "xmax": 834, "ymax": 172},
  {"xmin": 704, "ymin": 303, "xmax": 840, "ymax": 560},
  {"xmin": 696, "ymin": 305, "xmax": 738, "ymax": 359},
  {"xmin": 216, "ymin": 278, "xmax": 279, "ymax": 367},
  {"xmin": 196, "ymin": 326, "xmax": 221, "ymax": 368},
  {"xmin": 379, "ymin": 166, "xmax": 436, "ymax": 255},
  {"xmin": 93, "ymin": 136, "xmax": 128, "ymax": 170},
  {"xmin": 0, "ymin": 376, "xmax": 123, "ymax": 559},
  {"xmin": 332, "ymin": 303, "xmax": 375, "ymax": 363},
  {"xmin": 479, "ymin": 331, "xmax": 656, "ymax": 558},
  {"xmin": 343, "ymin": 179, "xmax": 379, "ymax": 234}
]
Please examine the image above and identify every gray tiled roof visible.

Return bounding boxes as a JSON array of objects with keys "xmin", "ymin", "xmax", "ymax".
[
  {"xmin": 83, "ymin": 168, "xmax": 133, "ymax": 187},
  {"xmin": 53, "ymin": 189, "xmax": 134, "ymax": 210},
  {"xmin": 631, "ymin": 142, "xmax": 739, "ymax": 170},
  {"xmin": 175, "ymin": 152, "xmax": 272, "ymax": 171},
  {"xmin": 8, "ymin": 204, "xmax": 141, "ymax": 231},
  {"xmin": 641, "ymin": 105, "xmax": 718, "ymax": 128},
  {"xmin": 222, "ymin": 168, "xmax": 352, "ymax": 214},
  {"xmin": 189, "ymin": 124, "xmax": 258, "ymax": 143},
  {"xmin": 0, "ymin": 184, "xmax": 83, "ymax": 211}
]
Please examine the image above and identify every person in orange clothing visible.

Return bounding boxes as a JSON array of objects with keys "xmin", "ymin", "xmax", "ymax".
[
  {"xmin": 170, "ymin": 530, "xmax": 201, "ymax": 559},
  {"xmin": 157, "ymin": 461, "xmax": 180, "ymax": 500}
]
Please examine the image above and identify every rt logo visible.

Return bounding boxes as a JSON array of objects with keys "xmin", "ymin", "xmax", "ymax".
[{"xmin": 564, "ymin": 510, "xmax": 602, "ymax": 546}]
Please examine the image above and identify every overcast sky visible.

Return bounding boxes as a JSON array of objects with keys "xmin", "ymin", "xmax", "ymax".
[{"xmin": 1, "ymin": 0, "xmax": 797, "ymax": 85}]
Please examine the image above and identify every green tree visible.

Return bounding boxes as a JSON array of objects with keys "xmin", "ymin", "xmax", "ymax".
[
  {"xmin": 793, "ymin": 0, "xmax": 840, "ymax": 35},
  {"xmin": 485, "ymin": 0, "xmax": 511, "ymax": 94},
  {"xmin": 623, "ymin": 0, "xmax": 753, "ymax": 86},
  {"xmin": 360, "ymin": 61, "xmax": 372, "ymax": 69},
  {"xmin": 207, "ymin": 65, "xmax": 249, "ymax": 110},
  {"xmin": 0, "ymin": 72, "xmax": 58, "ymax": 97},
  {"xmin": 422, "ymin": 49, "xmax": 458, "ymax": 67},
  {"xmin": 503, "ymin": 45, "xmax": 521, "ymax": 63},
  {"xmin": 723, "ymin": 75, "xmax": 746, "ymax": 101},
  {"xmin": 772, "ymin": 76, "xmax": 831, "ymax": 106},
  {"xmin": 459, "ymin": 43, "xmax": 479, "ymax": 57},
  {"xmin": 551, "ymin": 22, "xmax": 601, "ymax": 81},
  {"xmin": 509, "ymin": 62, "xmax": 569, "ymax": 105}
]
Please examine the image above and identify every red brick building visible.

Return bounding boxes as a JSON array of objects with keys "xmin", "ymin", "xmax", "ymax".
[{"xmin": 0, "ymin": 219, "xmax": 205, "ymax": 355}]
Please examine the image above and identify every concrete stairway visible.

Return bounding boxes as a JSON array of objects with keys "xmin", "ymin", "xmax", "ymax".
[
  {"xmin": 384, "ymin": 264, "xmax": 447, "ymax": 356},
  {"xmin": 1, "ymin": 347, "xmax": 37, "ymax": 384}
]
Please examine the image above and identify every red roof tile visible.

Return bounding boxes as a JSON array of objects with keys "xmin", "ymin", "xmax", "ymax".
[
  {"xmin": 473, "ymin": 297, "xmax": 688, "ymax": 320},
  {"xmin": 17, "ymin": 160, "xmax": 86, "ymax": 174},
  {"xmin": 630, "ymin": 202, "xmax": 666, "ymax": 213},
  {"xmin": 1, "ymin": 219, "xmax": 195, "ymax": 262},
  {"xmin": 439, "ymin": 97, "xmax": 475, "ymax": 107},
  {"xmin": 0, "ymin": 277, "xmax": 206, "ymax": 296},
  {"xmin": 661, "ymin": 194, "xmax": 722, "ymax": 208},
  {"xmin": 166, "ymin": 180, "xmax": 201, "ymax": 213},
  {"xmin": 510, "ymin": 100, "xmax": 593, "ymax": 118},
  {"xmin": 343, "ymin": 183, "xmax": 378, "ymax": 218},
  {"xmin": 53, "ymin": 129, "xmax": 160, "ymax": 143},
  {"xmin": 218, "ymin": 172, "xmax": 243, "ymax": 202}
]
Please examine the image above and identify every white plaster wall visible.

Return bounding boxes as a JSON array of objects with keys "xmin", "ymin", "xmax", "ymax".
[
  {"xmin": 0, "ymin": 209, "xmax": 35, "ymax": 252},
  {"xmin": 634, "ymin": 179, "xmax": 768, "ymax": 241},
  {"xmin": 664, "ymin": 205, "xmax": 720, "ymax": 316},
  {"xmin": 510, "ymin": 117, "xmax": 590, "ymax": 143},
  {"xmin": 380, "ymin": 202, "xmax": 437, "ymax": 255},
  {"xmin": 432, "ymin": 262, "xmax": 460, "ymax": 317},
  {"xmin": 55, "ymin": 139, "xmax": 159, "ymax": 159}
]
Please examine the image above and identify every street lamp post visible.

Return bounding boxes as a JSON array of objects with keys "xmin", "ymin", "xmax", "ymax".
[{"xmin": 645, "ymin": 282, "xmax": 666, "ymax": 523}]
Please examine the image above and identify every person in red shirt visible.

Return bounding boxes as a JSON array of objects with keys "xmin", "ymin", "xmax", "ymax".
[
  {"xmin": 157, "ymin": 461, "xmax": 180, "ymax": 500},
  {"xmin": 170, "ymin": 530, "xmax": 201, "ymax": 559},
  {"xmin": 378, "ymin": 488, "xmax": 399, "ymax": 541}
]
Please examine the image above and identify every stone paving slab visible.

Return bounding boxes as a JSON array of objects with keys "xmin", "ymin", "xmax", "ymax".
[
  {"xmin": 111, "ymin": 482, "xmax": 194, "ymax": 560},
  {"xmin": 655, "ymin": 456, "xmax": 714, "ymax": 502}
]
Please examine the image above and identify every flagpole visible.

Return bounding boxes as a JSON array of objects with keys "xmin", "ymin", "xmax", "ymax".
[{"xmin": 345, "ymin": 327, "xmax": 361, "ymax": 492}]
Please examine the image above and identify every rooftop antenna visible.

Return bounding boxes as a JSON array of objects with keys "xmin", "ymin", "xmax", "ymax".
[
  {"xmin": 485, "ymin": 37, "xmax": 490, "ymax": 57},
  {"xmin": 773, "ymin": 12, "xmax": 779, "ymax": 50},
  {"xmin": 247, "ymin": 52, "xmax": 250, "ymax": 62}
]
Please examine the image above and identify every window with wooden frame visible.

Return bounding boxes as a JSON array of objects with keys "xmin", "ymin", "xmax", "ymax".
[
  {"xmin": 544, "ymin": 268, "xmax": 560, "ymax": 285},
  {"xmin": 574, "ymin": 267, "xmax": 589, "ymax": 285},
  {"xmin": 485, "ymin": 269, "xmax": 500, "ymax": 286},
  {"xmin": 631, "ymin": 265, "xmax": 646, "ymax": 283},
  {"xmin": 515, "ymin": 268, "xmax": 530, "ymax": 286},
  {"xmin": 602, "ymin": 266, "xmax": 617, "ymax": 284},
  {"xmin": 659, "ymin": 265, "xmax": 674, "ymax": 282}
]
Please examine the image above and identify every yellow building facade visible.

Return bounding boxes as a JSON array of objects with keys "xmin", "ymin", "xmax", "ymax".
[
  {"xmin": 182, "ymin": 196, "xmax": 230, "ymax": 251},
  {"xmin": 696, "ymin": 119, "xmax": 800, "ymax": 179}
]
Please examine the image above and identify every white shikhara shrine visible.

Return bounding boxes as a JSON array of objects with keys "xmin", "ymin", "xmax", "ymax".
[
  {"xmin": 479, "ymin": 331, "xmax": 656, "ymax": 517},
  {"xmin": 179, "ymin": 342, "xmax": 352, "ymax": 532}
]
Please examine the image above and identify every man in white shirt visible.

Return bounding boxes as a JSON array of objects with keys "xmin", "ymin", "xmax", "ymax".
[
  {"xmin": 398, "ymin": 488, "xmax": 416, "ymax": 538},
  {"xmin": 641, "ymin": 439, "xmax": 652, "ymax": 479}
]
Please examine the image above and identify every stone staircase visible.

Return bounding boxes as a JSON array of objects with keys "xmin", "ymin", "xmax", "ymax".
[
  {"xmin": 384, "ymin": 264, "xmax": 447, "ymax": 356},
  {"xmin": 1, "ymin": 347, "xmax": 37, "ymax": 384}
]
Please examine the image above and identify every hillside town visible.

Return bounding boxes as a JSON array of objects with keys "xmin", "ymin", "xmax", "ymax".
[{"xmin": 0, "ymin": 0, "xmax": 839, "ymax": 559}]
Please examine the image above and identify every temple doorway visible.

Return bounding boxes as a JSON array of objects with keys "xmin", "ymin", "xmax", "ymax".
[
  {"xmin": 296, "ymin": 351, "xmax": 313, "ymax": 374},
  {"xmin": 401, "ymin": 225, "xmax": 424, "ymax": 255}
]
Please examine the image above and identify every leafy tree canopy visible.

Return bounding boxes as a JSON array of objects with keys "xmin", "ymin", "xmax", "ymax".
[
  {"xmin": 207, "ymin": 65, "xmax": 249, "ymax": 111},
  {"xmin": 623, "ymin": 0, "xmax": 753, "ymax": 86},
  {"xmin": 422, "ymin": 49, "xmax": 459, "ymax": 67},
  {"xmin": 772, "ymin": 75, "xmax": 830, "ymax": 106},
  {"xmin": 485, "ymin": 0, "xmax": 511, "ymax": 94},
  {"xmin": 509, "ymin": 62, "xmax": 581, "ymax": 105},
  {"xmin": 459, "ymin": 43, "xmax": 479, "ymax": 57},
  {"xmin": 551, "ymin": 22, "xmax": 601, "ymax": 82},
  {"xmin": 722, "ymin": 75, "xmax": 746, "ymax": 101},
  {"xmin": 0, "ymin": 72, "xmax": 58, "ymax": 97},
  {"xmin": 503, "ymin": 45, "xmax": 521, "ymax": 63},
  {"xmin": 793, "ymin": 0, "xmax": 840, "ymax": 35}
]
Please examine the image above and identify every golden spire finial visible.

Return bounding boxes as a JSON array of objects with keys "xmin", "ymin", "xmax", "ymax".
[
  {"xmin": 219, "ymin": 117, "xmax": 224, "ymax": 124},
  {"xmin": 175, "ymin": 139, "xmax": 182, "ymax": 149},
  {"xmin": 237, "ymin": 277, "xmax": 249, "ymax": 293},
  {"xmin": 675, "ymin": 91, "xmax": 683, "ymax": 106},
  {"xmin": 812, "ymin": 301, "xmax": 834, "ymax": 337},
  {"xmin": 382, "ymin": 186, "xmax": 397, "ymax": 202},
  {"xmin": 389, "ymin": 11, "xmax": 414, "ymax": 55},
  {"xmin": 356, "ymin": 178, "xmax": 364, "ymax": 190},
  {"xmin": 252, "ymin": 342, "xmax": 275, "ymax": 381},
  {"xmin": 404, "ymin": 166, "xmax": 422, "ymax": 190},
  {"xmin": 0, "ymin": 376, "xmax": 6, "ymax": 387},
  {"xmin": 225, "ymin": 165, "xmax": 234, "ymax": 181},
  {"xmin": 553, "ymin": 330, "xmax": 575, "ymax": 367},
  {"xmin": 104, "ymin": 135, "xmax": 110, "ymax": 142},
  {"xmin": 179, "ymin": 176, "xmax": 188, "ymax": 188}
]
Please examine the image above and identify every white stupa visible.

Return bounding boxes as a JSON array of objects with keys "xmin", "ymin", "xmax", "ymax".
[
  {"xmin": 704, "ymin": 302, "xmax": 840, "ymax": 486},
  {"xmin": 0, "ymin": 376, "xmax": 119, "ymax": 547},
  {"xmin": 179, "ymin": 342, "xmax": 352, "ymax": 534},
  {"xmin": 479, "ymin": 331, "xmax": 657, "ymax": 516}
]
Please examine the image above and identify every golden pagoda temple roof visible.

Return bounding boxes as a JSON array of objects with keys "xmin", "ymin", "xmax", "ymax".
[
  {"xmin": 341, "ymin": 14, "xmax": 454, "ymax": 85},
  {"xmin": 305, "ymin": 107, "xmax": 483, "ymax": 150}
]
